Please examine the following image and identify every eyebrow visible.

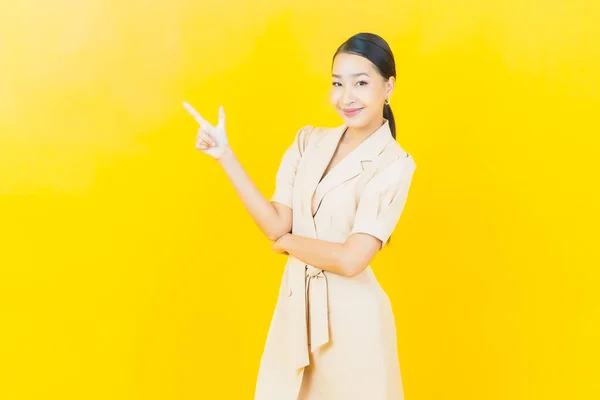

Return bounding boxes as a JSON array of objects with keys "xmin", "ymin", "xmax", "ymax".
[{"xmin": 332, "ymin": 72, "xmax": 370, "ymax": 78}]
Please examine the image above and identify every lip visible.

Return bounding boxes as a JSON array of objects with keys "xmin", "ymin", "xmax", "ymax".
[{"xmin": 342, "ymin": 107, "xmax": 364, "ymax": 117}]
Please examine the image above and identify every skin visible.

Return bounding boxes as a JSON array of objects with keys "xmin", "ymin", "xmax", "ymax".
[{"xmin": 183, "ymin": 52, "xmax": 395, "ymax": 277}]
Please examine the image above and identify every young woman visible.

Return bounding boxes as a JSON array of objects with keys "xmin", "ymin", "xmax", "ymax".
[{"xmin": 184, "ymin": 32, "xmax": 417, "ymax": 400}]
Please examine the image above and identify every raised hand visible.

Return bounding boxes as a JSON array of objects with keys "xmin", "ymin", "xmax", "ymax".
[{"xmin": 183, "ymin": 101, "xmax": 230, "ymax": 160}]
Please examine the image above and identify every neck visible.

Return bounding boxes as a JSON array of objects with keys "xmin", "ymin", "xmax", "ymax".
[{"xmin": 344, "ymin": 118, "xmax": 386, "ymax": 143}]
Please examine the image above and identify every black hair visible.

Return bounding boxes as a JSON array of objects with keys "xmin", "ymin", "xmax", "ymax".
[{"xmin": 332, "ymin": 32, "xmax": 397, "ymax": 140}]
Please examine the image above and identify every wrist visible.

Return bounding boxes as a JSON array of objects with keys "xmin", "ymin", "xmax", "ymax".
[
  {"xmin": 277, "ymin": 233, "xmax": 292, "ymax": 248},
  {"xmin": 216, "ymin": 146, "xmax": 234, "ymax": 164}
]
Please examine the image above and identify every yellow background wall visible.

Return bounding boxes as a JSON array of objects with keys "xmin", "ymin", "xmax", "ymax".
[{"xmin": 1, "ymin": 0, "xmax": 598, "ymax": 399}]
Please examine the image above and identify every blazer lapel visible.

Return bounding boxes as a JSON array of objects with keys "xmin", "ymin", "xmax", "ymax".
[
  {"xmin": 312, "ymin": 120, "xmax": 395, "ymax": 216},
  {"xmin": 299, "ymin": 125, "xmax": 346, "ymax": 231}
]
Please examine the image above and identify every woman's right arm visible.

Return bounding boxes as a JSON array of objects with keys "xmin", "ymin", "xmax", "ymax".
[
  {"xmin": 183, "ymin": 101, "xmax": 309, "ymax": 241},
  {"xmin": 216, "ymin": 147, "xmax": 292, "ymax": 241}
]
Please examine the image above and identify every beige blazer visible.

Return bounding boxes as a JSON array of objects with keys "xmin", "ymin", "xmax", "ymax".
[{"xmin": 256, "ymin": 120, "xmax": 416, "ymax": 399}]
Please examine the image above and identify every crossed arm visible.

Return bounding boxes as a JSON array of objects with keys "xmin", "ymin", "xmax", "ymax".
[
  {"xmin": 272, "ymin": 231, "xmax": 380, "ymax": 277},
  {"xmin": 217, "ymin": 148, "xmax": 380, "ymax": 277}
]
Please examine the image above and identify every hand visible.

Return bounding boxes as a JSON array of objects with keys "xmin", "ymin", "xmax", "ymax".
[
  {"xmin": 183, "ymin": 101, "xmax": 231, "ymax": 160},
  {"xmin": 272, "ymin": 233, "xmax": 290, "ymax": 255}
]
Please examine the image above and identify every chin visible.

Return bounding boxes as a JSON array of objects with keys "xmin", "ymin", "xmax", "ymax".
[{"xmin": 340, "ymin": 113, "xmax": 370, "ymax": 129}]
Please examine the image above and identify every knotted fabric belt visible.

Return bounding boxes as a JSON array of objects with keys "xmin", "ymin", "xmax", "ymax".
[
  {"xmin": 288, "ymin": 257, "xmax": 331, "ymax": 371},
  {"xmin": 304, "ymin": 265, "xmax": 329, "ymax": 354}
]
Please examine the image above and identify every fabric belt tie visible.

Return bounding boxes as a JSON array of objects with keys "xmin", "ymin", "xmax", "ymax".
[{"xmin": 304, "ymin": 265, "xmax": 329, "ymax": 354}]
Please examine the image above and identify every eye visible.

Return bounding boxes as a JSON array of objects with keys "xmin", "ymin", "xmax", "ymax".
[
  {"xmin": 332, "ymin": 82, "xmax": 342, "ymax": 87},
  {"xmin": 356, "ymin": 81, "xmax": 368, "ymax": 86}
]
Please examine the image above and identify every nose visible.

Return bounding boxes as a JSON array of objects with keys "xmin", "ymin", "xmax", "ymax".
[{"xmin": 341, "ymin": 86, "xmax": 355, "ymax": 106}]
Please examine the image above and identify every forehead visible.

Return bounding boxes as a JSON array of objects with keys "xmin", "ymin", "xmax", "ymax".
[{"xmin": 332, "ymin": 53, "xmax": 377, "ymax": 76}]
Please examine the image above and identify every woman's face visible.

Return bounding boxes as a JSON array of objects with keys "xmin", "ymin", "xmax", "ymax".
[{"xmin": 330, "ymin": 52, "xmax": 394, "ymax": 129}]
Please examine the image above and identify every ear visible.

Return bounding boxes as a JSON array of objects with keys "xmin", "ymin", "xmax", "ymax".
[{"xmin": 385, "ymin": 76, "xmax": 395, "ymax": 98}]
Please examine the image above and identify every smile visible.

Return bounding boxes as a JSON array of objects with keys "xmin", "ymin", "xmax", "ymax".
[{"xmin": 342, "ymin": 107, "xmax": 364, "ymax": 117}]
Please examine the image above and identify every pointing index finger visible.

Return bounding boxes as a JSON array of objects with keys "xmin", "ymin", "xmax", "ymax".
[{"xmin": 183, "ymin": 101, "xmax": 211, "ymax": 127}]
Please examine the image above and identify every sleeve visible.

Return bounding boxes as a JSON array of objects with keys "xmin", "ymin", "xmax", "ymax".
[
  {"xmin": 350, "ymin": 156, "xmax": 417, "ymax": 249},
  {"xmin": 269, "ymin": 125, "xmax": 314, "ymax": 209}
]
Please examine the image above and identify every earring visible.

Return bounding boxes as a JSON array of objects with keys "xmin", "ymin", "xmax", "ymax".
[{"xmin": 384, "ymin": 97, "xmax": 390, "ymax": 105}]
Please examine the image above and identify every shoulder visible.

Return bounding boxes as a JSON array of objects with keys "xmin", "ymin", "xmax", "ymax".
[
  {"xmin": 293, "ymin": 124, "xmax": 333, "ymax": 154},
  {"xmin": 358, "ymin": 142, "xmax": 415, "ymax": 195},
  {"xmin": 375, "ymin": 140, "xmax": 417, "ymax": 174}
]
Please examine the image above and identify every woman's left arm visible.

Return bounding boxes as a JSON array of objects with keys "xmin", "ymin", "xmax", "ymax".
[
  {"xmin": 274, "ymin": 155, "xmax": 417, "ymax": 277},
  {"xmin": 273, "ymin": 233, "xmax": 380, "ymax": 277}
]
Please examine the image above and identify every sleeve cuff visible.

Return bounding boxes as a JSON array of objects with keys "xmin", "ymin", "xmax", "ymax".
[
  {"xmin": 350, "ymin": 221, "xmax": 391, "ymax": 249},
  {"xmin": 270, "ymin": 193, "xmax": 292, "ymax": 209}
]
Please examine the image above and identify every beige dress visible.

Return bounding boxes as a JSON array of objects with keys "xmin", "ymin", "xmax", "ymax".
[{"xmin": 255, "ymin": 120, "xmax": 417, "ymax": 400}]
